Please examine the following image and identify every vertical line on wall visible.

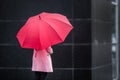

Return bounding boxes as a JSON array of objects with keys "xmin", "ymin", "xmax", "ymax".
[
  {"xmin": 115, "ymin": 0, "xmax": 119, "ymax": 79},
  {"xmin": 71, "ymin": 0, "xmax": 74, "ymax": 80}
]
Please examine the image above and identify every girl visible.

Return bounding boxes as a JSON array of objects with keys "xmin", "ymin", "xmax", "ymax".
[{"xmin": 32, "ymin": 46, "xmax": 53, "ymax": 80}]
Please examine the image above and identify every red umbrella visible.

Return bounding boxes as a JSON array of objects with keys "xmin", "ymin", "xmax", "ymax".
[{"xmin": 16, "ymin": 12, "xmax": 73, "ymax": 50}]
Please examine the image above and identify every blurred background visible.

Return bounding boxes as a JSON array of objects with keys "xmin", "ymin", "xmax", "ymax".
[{"xmin": 0, "ymin": 0, "xmax": 119, "ymax": 80}]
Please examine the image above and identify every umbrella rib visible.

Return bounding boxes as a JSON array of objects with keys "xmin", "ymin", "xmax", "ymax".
[
  {"xmin": 21, "ymin": 25, "xmax": 31, "ymax": 47},
  {"xmin": 42, "ymin": 20, "xmax": 64, "ymax": 41},
  {"xmin": 46, "ymin": 17, "xmax": 72, "ymax": 27},
  {"xmin": 43, "ymin": 13, "xmax": 71, "ymax": 26},
  {"xmin": 38, "ymin": 23, "xmax": 42, "ymax": 49}
]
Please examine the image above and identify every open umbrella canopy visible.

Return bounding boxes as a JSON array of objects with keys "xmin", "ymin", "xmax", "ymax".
[{"xmin": 16, "ymin": 12, "xmax": 73, "ymax": 50}]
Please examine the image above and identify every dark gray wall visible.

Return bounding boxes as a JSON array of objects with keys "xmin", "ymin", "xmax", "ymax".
[
  {"xmin": 0, "ymin": 0, "xmax": 114, "ymax": 80},
  {"xmin": 0, "ymin": 0, "xmax": 91, "ymax": 80},
  {"xmin": 118, "ymin": 1, "xmax": 120, "ymax": 80},
  {"xmin": 91, "ymin": 0, "xmax": 113, "ymax": 80},
  {"xmin": 74, "ymin": 0, "xmax": 91, "ymax": 79}
]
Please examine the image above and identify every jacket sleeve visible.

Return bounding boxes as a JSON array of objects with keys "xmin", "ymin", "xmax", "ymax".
[
  {"xmin": 46, "ymin": 46, "xmax": 53, "ymax": 54},
  {"xmin": 33, "ymin": 49, "xmax": 37, "ymax": 57}
]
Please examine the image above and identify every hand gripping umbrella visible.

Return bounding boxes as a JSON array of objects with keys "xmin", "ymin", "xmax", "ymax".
[{"xmin": 16, "ymin": 12, "xmax": 73, "ymax": 50}]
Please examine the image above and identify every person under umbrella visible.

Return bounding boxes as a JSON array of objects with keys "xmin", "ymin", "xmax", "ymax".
[
  {"xmin": 32, "ymin": 46, "xmax": 53, "ymax": 80},
  {"xmin": 16, "ymin": 12, "xmax": 73, "ymax": 80}
]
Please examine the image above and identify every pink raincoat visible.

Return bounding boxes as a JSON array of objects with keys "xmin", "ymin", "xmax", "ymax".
[{"xmin": 32, "ymin": 47, "xmax": 53, "ymax": 72}]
